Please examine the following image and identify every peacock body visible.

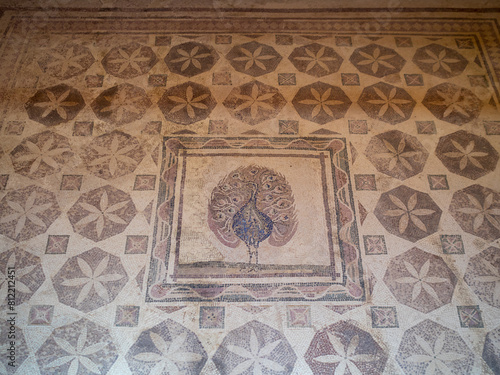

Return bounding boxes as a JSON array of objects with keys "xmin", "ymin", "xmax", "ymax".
[{"xmin": 208, "ymin": 165, "xmax": 297, "ymax": 267}]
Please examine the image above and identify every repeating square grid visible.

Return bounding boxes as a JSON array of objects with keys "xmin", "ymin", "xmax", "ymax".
[
  {"xmin": 428, "ymin": 175, "xmax": 449, "ymax": 190},
  {"xmin": 85, "ymin": 75, "xmax": 104, "ymax": 88},
  {"xmin": 395, "ymin": 37, "xmax": 413, "ymax": 47},
  {"xmin": 148, "ymin": 74, "xmax": 168, "ymax": 87},
  {"xmin": 363, "ymin": 235, "xmax": 387, "ymax": 255},
  {"xmin": 125, "ymin": 235, "xmax": 149, "ymax": 254},
  {"xmin": 212, "ymin": 72, "xmax": 232, "ymax": 85},
  {"xmin": 142, "ymin": 121, "xmax": 162, "ymax": 135},
  {"xmin": 73, "ymin": 121, "xmax": 94, "ymax": 136},
  {"xmin": 355, "ymin": 174, "xmax": 377, "ymax": 191},
  {"xmin": 484, "ymin": 121, "xmax": 500, "ymax": 135},
  {"xmin": 440, "ymin": 235, "xmax": 465, "ymax": 254},
  {"xmin": 335, "ymin": 36, "xmax": 352, "ymax": 46},
  {"xmin": 349, "ymin": 120, "xmax": 368, "ymax": 134},
  {"xmin": 341, "ymin": 73, "xmax": 360, "ymax": 86},
  {"xmin": 456, "ymin": 38, "xmax": 475, "ymax": 49},
  {"xmin": 404, "ymin": 74, "xmax": 424, "ymax": 86},
  {"xmin": 278, "ymin": 73, "xmax": 296, "ymax": 86},
  {"xmin": 0, "ymin": 175, "xmax": 9, "ymax": 190},
  {"xmin": 4, "ymin": 121, "xmax": 25, "ymax": 135},
  {"xmin": 215, "ymin": 35, "xmax": 232, "ymax": 44},
  {"xmin": 134, "ymin": 175, "xmax": 156, "ymax": 190},
  {"xmin": 371, "ymin": 306, "xmax": 399, "ymax": 328},
  {"xmin": 28, "ymin": 305, "xmax": 54, "ymax": 326},
  {"xmin": 276, "ymin": 35, "xmax": 293, "ymax": 45},
  {"xmin": 115, "ymin": 306, "xmax": 140, "ymax": 327},
  {"xmin": 155, "ymin": 36, "xmax": 171, "ymax": 46},
  {"xmin": 287, "ymin": 306, "xmax": 311, "ymax": 328},
  {"xmin": 208, "ymin": 120, "xmax": 227, "ymax": 134},
  {"xmin": 60, "ymin": 175, "xmax": 83, "ymax": 190},
  {"xmin": 279, "ymin": 120, "xmax": 299, "ymax": 135},
  {"xmin": 199, "ymin": 306, "xmax": 225, "ymax": 329},
  {"xmin": 468, "ymin": 75, "xmax": 489, "ymax": 88},
  {"xmin": 416, "ymin": 121, "xmax": 436, "ymax": 134},
  {"xmin": 457, "ymin": 306, "xmax": 484, "ymax": 328},
  {"xmin": 46, "ymin": 235, "xmax": 70, "ymax": 254}
]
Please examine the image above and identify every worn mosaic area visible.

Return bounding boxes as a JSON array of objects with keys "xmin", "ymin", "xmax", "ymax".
[{"xmin": 0, "ymin": 9, "xmax": 499, "ymax": 374}]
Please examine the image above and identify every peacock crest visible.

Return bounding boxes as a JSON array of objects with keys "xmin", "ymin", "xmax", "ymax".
[{"xmin": 208, "ymin": 165, "xmax": 297, "ymax": 266}]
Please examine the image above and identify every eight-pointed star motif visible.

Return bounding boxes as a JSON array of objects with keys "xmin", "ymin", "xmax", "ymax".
[
  {"xmin": 395, "ymin": 260, "xmax": 448, "ymax": 303},
  {"xmin": 314, "ymin": 332, "xmax": 379, "ymax": 375},
  {"xmin": 350, "ymin": 44, "xmax": 406, "ymax": 77},
  {"xmin": 223, "ymin": 80, "xmax": 286, "ymax": 125},
  {"xmin": 10, "ymin": 131, "xmax": 73, "ymax": 179},
  {"xmin": 92, "ymin": 83, "xmax": 152, "ymax": 126},
  {"xmin": 102, "ymin": 42, "xmax": 157, "ymax": 79},
  {"xmin": 436, "ymin": 130, "xmax": 499, "ymax": 180},
  {"xmin": 158, "ymin": 81, "xmax": 216, "ymax": 125},
  {"xmin": 81, "ymin": 130, "xmax": 145, "ymax": 180},
  {"xmin": 0, "ymin": 186, "xmax": 60, "ymax": 241},
  {"xmin": 358, "ymin": 82, "xmax": 415, "ymax": 125},
  {"xmin": 423, "ymin": 83, "xmax": 482, "ymax": 125},
  {"xmin": 26, "ymin": 84, "xmax": 85, "ymax": 126},
  {"xmin": 450, "ymin": 185, "xmax": 500, "ymax": 241},
  {"xmin": 46, "ymin": 325, "xmax": 108, "ymax": 375},
  {"xmin": 292, "ymin": 82, "xmax": 351, "ymax": 125},
  {"xmin": 288, "ymin": 43, "xmax": 343, "ymax": 77},
  {"xmin": 37, "ymin": 43, "xmax": 95, "ymax": 80},
  {"xmin": 413, "ymin": 44, "xmax": 468, "ymax": 79},
  {"xmin": 67, "ymin": 186, "xmax": 136, "ymax": 242},
  {"xmin": 165, "ymin": 41, "xmax": 219, "ymax": 77},
  {"xmin": 226, "ymin": 41, "xmax": 282, "ymax": 77}
]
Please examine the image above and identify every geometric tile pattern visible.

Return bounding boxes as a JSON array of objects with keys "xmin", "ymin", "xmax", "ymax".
[{"xmin": 0, "ymin": 9, "xmax": 499, "ymax": 374}]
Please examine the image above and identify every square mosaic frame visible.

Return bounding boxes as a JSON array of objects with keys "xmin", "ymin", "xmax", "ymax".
[{"xmin": 146, "ymin": 136, "xmax": 365, "ymax": 303}]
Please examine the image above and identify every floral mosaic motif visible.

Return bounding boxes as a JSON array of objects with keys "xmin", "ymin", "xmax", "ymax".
[
  {"xmin": 28, "ymin": 305, "xmax": 54, "ymax": 325},
  {"xmin": 0, "ymin": 248, "xmax": 45, "ymax": 305},
  {"xmin": 37, "ymin": 42, "xmax": 95, "ymax": 80},
  {"xmin": 199, "ymin": 306, "xmax": 225, "ymax": 329},
  {"xmin": 165, "ymin": 41, "xmax": 219, "ymax": 77},
  {"xmin": 0, "ymin": 185, "xmax": 60, "ymax": 241},
  {"xmin": 126, "ymin": 319, "xmax": 207, "ymax": 375},
  {"xmin": 374, "ymin": 186, "xmax": 442, "ymax": 242},
  {"xmin": 0, "ymin": 319, "xmax": 29, "ymax": 374},
  {"xmin": 383, "ymin": 247, "xmax": 457, "ymax": 313},
  {"xmin": 365, "ymin": 130, "xmax": 429, "ymax": 181},
  {"xmin": 226, "ymin": 41, "xmax": 282, "ymax": 77},
  {"xmin": 412, "ymin": 43, "xmax": 468, "ymax": 79},
  {"xmin": 213, "ymin": 320, "xmax": 296, "ymax": 375},
  {"xmin": 422, "ymin": 83, "xmax": 482, "ymax": 125},
  {"xmin": 358, "ymin": 82, "xmax": 416, "ymax": 125},
  {"xmin": 223, "ymin": 81, "xmax": 286, "ymax": 125},
  {"xmin": 464, "ymin": 246, "xmax": 500, "ymax": 309},
  {"xmin": 288, "ymin": 43, "xmax": 343, "ymax": 77},
  {"xmin": 449, "ymin": 184, "xmax": 500, "ymax": 241},
  {"xmin": 292, "ymin": 81, "xmax": 351, "ymax": 125},
  {"xmin": 10, "ymin": 130, "xmax": 73, "ymax": 179},
  {"xmin": 371, "ymin": 306, "xmax": 399, "ymax": 328},
  {"xmin": 25, "ymin": 84, "xmax": 85, "ymax": 126},
  {"xmin": 483, "ymin": 326, "xmax": 500, "ymax": 374},
  {"xmin": 67, "ymin": 185, "xmax": 136, "ymax": 242},
  {"xmin": 158, "ymin": 81, "xmax": 216, "ymax": 125},
  {"xmin": 435, "ymin": 130, "xmax": 499, "ymax": 180},
  {"xmin": 52, "ymin": 247, "xmax": 128, "ymax": 312},
  {"xmin": 102, "ymin": 42, "xmax": 158, "ymax": 79},
  {"xmin": 36, "ymin": 318, "xmax": 118, "ymax": 375},
  {"xmin": 80, "ymin": 130, "xmax": 145, "ymax": 180},
  {"xmin": 91, "ymin": 83, "xmax": 152, "ymax": 126},
  {"xmin": 304, "ymin": 320, "xmax": 388, "ymax": 375},
  {"xmin": 396, "ymin": 319, "xmax": 475, "ymax": 375},
  {"xmin": 349, "ymin": 43, "xmax": 406, "ymax": 77}
]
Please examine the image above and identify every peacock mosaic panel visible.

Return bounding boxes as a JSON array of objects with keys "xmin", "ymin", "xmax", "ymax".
[{"xmin": 146, "ymin": 136, "xmax": 364, "ymax": 302}]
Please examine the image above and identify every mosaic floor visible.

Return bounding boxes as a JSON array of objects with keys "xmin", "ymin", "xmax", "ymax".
[{"xmin": 0, "ymin": 7, "xmax": 499, "ymax": 375}]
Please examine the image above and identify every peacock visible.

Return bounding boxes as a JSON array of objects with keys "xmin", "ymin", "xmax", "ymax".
[{"xmin": 208, "ymin": 165, "xmax": 297, "ymax": 270}]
